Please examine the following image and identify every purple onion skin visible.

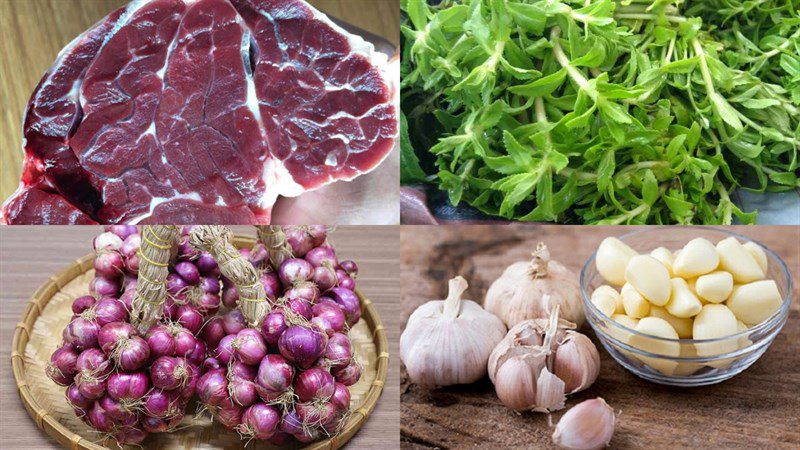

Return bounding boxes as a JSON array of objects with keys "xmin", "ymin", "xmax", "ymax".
[
  {"xmin": 178, "ymin": 366, "xmax": 198, "ymax": 401},
  {"xmin": 177, "ymin": 240, "xmax": 199, "ymax": 261},
  {"xmin": 88, "ymin": 401, "xmax": 113, "ymax": 432},
  {"xmin": 279, "ymin": 409, "xmax": 305, "ymax": 436},
  {"xmin": 72, "ymin": 296, "xmax": 96, "ymax": 315},
  {"xmin": 197, "ymin": 370, "xmax": 228, "ymax": 407},
  {"xmin": 49, "ymin": 345, "xmax": 79, "ymax": 378},
  {"xmin": 93, "ymin": 298, "xmax": 128, "ymax": 327},
  {"xmin": 337, "ymin": 273, "xmax": 356, "ymax": 291},
  {"xmin": 144, "ymin": 389, "xmax": 180, "ymax": 419},
  {"xmin": 305, "ymin": 245, "xmax": 339, "ymax": 268},
  {"xmin": 98, "ymin": 322, "xmax": 137, "ymax": 354},
  {"xmin": 216, "ymin": 402, "xmax": 243, "ymax": 430},
  {"xmin": 223, "ymin": 310, "xmax": 247, "ymax": 335},
  {"xmin": 89, "ymin": 276, "xmax": 120, "ymax": 298},
  {"xmin": 199, "ymin": 276, "xmax": 220, "ymax": 295},
  {"xmin": 331, "ymin": 382, "xmax": 351, "ymax": 412},
  {"xmin": 268, "ymin": 431, "xmax": 294, "ymax": 446},
  {"xmin": 162, "ymin": 297, "xmax": 179, "ymax": 321},
  {"xmin": 202, "ymin": 357, "xmax": 222, "ymax": 373},
  {"xmin": 234, "ymin": 329, "xmax": 268, "ymax": 366},
  {"xmin": 187, "ymin": 340, "xmax": 207, "ymax": 366},
  {"xmin": 230, "ymin": 377, "xmax": 259, "ymax": 407},
  {"xmin": 332, "ymin": 360, "xmax": 362, "ymax": 386},
  {"xmin": 312, "ymin": 266, "xmax": 337, "ymax": 292},
  {"xmin": 339, "ymin": 260, "xmax": 358, "ymax": 277},
  {"xmin": 106, "ymin": 225, "xmax": 139, "ymax": 241},
  {"xmin": 278, "ymin": 326, "xmax": 326, "ymax": 369},
  {"xmin": 166, "ymin": 273, "xmax": 188, "ymax": 296},
  {"xmin": 307, "ymin": 225, "xmax": 328, "ymax": 247},
  {"xmin": 196, "ymin": 252, "xmax": 218, "ymax": 275},
  {"xmin": 120, "ymin": 233, "xmax": 141, "ymax": 257},
  {"xmin": 239, "ymin": 248, "xmax": 251, "ymax": 259},
  {"xmin": 279, "ymin": 258, "xmax": 314, "ymax": 286},
  {"xmin": 260, "ymin": 311, "xmax": 287, "ymax": 347},
  {"xmin": 175, "ymin": 261, "xmax": 200, "ymax": 285},
  {"xmin": 216, "ymin": 335, "xmax": 236, "ymax": 364},
  {"xmin": 146, "ymin": 326, "xmax": 176, "ymax": 359},
  {"xmin": 312, "ymin": 301, "xmax": 347, "ymax": 336},
  {"xmin": 107, "ymin": 371, "xmax": 149, "ymax": 401},
  {"xmin": 249, "ymin": 244, "xmax": 270, "ymax": 269},
  {"xmin": 117, "ymin": 336, "xmax": 150, "ymax": 371},
  {"xmin": 119, "ymin": 289, "xmax": 134, "ymax": 312},
  {"xmin": 124, "ymin": 253, "xmax": 139, "ymax": 274},
  {"xmin": 294, "ymin": 367, "xmax": 335, "ymax": 402},
  {"xmin": 230, "ymin": 360, "xmax": 257, "ymax": 380},
  {"xmin": 142, "ymin": 416, "xmax": 168, "ymax": 433},
  {"xmin": 328, "ymin": 287, "xmax": 361, "ymax": 326},
  {"xmin": 150, "ymin": 357, "xmax": 188, "ymax": 390},
  {"xmin": 173, "ymin": 328, "xmax": 197, "ymax": 357},
  {"xmin": 240, "ymin": 403, "xmax": 281, "ymax": 440},
  {"xmin": 261, "ymin": 271, "xmax": 281, "ymax": 300},
  {"xmin": 177, "ymin": 305, "xmax": 203, "ymax": 334},
  {"xmin": 76, "ymin": 373, "xmax": 106, "ymax": 399},
  {"xmin": 296, "ymin": 401, "xmax": 338, "ymax": 427},
  {"xmin": 196, "ymin": 292, "xmax": 221, "ymax": 316},
  {"xmin": 222, "ymin": 284, "xmax": 239, "ymax": 309},
  {"xmin": 325, "ymin": 333, "xmax": 353, "ymax": 371},
  {"xmin": 94, "ymin": 232, "xmax": 123, "ymax": 252},
  {"xmin": 76, "ymin": 348, "xmax": 110, "ymax": 375},
  {"xmin": 285, "ymin": 297, "xmax": 313, "ymax": 320},
  {"xmin": 284, "ymin": 282, "xmax": 320, "ymax": 304},
  {"xmin": 98, "ymin": 395, "xmax": 137, "ymax": 423},
  {"xmin": 93, "ymin": 251, "xmax": 124, "ymax": 278},
  {"xmin": 201, "ymin": 316, "xmax": 225, "ymax": 349},
  {"xmin": 255, "ymin": 354, "xmax": 295, "ymax": 401},
  {"xmin": 65, "ymin": 316, "xmax": 101, "ymax": 350},
  {"xmin": 66, "ymin": 383, "xmax": 93, "ymax": 409},
  {"xmin": 284, "ymin": 227, "xmax": 315, "ymax": 257}
]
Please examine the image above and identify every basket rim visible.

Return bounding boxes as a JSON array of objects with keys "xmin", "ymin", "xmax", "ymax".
[{"xmin": 10, "ymin": 234, "xmax": 389, "ymax": 450}]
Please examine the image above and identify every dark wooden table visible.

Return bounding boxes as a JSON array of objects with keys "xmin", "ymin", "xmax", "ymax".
[
  {"xmin": 400, "ymin": 225, "xmax": 800, "ymax": 449},
  {"xmin": 0, "ymin": 225, "xmax": 400, "ymax": 449}
]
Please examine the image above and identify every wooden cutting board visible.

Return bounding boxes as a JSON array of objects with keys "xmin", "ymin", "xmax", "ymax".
[
  {"xmin": 400, "ymin": 225, "xmax": 800, "ymax": 449},
  {"xmin": 0, "ymin": 0, "xmax": 400, "ymax": 202}
]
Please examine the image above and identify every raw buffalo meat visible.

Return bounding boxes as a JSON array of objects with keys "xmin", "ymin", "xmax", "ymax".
[{"xmin": 2, "ymin": 0, "xmax": 397, "ymax": 224}]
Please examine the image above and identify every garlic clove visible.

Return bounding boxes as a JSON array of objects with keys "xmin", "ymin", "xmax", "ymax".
[
  {"xmin": 665, "ymin": 278, "xmax": 702, "ymax": 318},
  {"xmin": 716, "ymin": 237, "xmax": 765, "ymax": 283},
  {"xmin": 726, "ymin": 279, "xmax": 782, "ymax": 326},
  {"xmin": 624, "ymin": 255, "xmax": 671, "ymax": 306},
  {"xmin": 494, "ymin": 356, "xmax": 543, "ymax": 411},
  {"xmin": 596, "ymin": 237, "xmax": 638, "ymax": 286},
  {"xmin": 673, "ymin": 237, "xmax": 719, "ymax": 278},
  {"xmin": 650, "ymin": 246, "xmax": 676, "ymax": 277},
  {"xmin": 534, "ymin": 367, "xmax": 567, "ymax": 413},
  {"xmin": 694, "ymin": 271, "xmax": 734, "ymax": 304},
  {"xmin": 591, "ymin": 292, "xmax": 617, "ymax": 318},
  {"xmin": 742, "ymin": 242, "xmax": 768, "ymax": 274},
  {"xmin": 592, "ymin": 285, "xmax": 623, "ymax": 314},
  {"xmin": 553, "ymin": 332, "xmax": 601, "ymax": 394},
  {"xmin": 621, "ymin": 283, "xmax": 651, "ymax": 319},
  {"xmin": 552, "ymin": 398, "xmax": 616, "ymax": 450},
  {"xmin": 648, "ymin": 306, "xmax": 693, "ymax": 339},
  {"xmin": 630, "ymin": 317, "xmax": 680, "ymax": 375},
  {"xmin": 693, "ymin": 304, "xmax": 739, "ymax": 367}
]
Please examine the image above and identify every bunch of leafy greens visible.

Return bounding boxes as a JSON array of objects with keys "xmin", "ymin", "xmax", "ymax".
[{"xmin": 400, "ymin": 0, "xmax": 800, "ymax": 224}]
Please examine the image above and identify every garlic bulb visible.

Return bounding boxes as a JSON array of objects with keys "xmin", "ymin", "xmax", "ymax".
[
  {"xmin": 401, "ymin": 276, "xmax": 506, "ymax": 388},
  {"xmin": 485, "ymin": 243, "xmax": 583, "ymax": 328},
  {"xmin": 552, "ymin": 398, "xmax": 616, "ymax": 450},
  {"xmin": 487, "ymin": 306, "xmax": 600, "ymax": 412}
]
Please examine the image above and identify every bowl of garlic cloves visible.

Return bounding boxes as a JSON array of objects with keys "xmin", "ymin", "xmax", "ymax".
[{"xmin": 582, "ymin": 227, "xmax": 792, "ymax": 387}]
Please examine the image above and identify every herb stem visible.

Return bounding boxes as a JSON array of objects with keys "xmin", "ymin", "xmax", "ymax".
[
  {"xmin": 551, "ymin": 27, "xmax": 591, "ymax": 92},
  {"xmin": 614, "ymin": 13, "xmax": 687, "ymax": 23}
]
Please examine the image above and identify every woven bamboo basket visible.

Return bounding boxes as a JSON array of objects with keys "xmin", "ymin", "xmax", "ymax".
[{"xmin": 10, "ymin": 235, "xmax": 389, "ymax": 449}]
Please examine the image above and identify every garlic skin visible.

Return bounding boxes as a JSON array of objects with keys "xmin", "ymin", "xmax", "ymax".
[
  {"xmin": 488, "ymin": 307, "xmax": 600, "ymax": 412},
  {"xmin": 400, "ymin": 276, "xmax": 506, "ymax": 389},
  {"xmin": 553, "ymin": 398, "xmax": 616, "ymax": 450},
  {"xmin": 485, "ymin": 243, "xmax": 583, "ymax": 328}
]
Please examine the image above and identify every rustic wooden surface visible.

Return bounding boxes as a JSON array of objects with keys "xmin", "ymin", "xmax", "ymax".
[
  {"xmin": 0, "ymin": 0, "xmax": 400, "ymax": 202},
  {"xmin": 0, "ymin": 225, "xmax": 400, "ymax": 450},
  {"xmin": 399, "ymin": 225, "xmax": 800, "ymax": 449}
]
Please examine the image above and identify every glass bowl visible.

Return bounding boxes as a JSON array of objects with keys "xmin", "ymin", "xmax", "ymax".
[{"xmin": 581, "ymin": 227, "xmax": 792, "ymax": 387}]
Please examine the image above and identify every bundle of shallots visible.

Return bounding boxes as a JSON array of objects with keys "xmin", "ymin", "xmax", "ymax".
[
  {"xmin": 194, "ymin": 226, "xmax": 362, "ymax": 444},
  {"xmin": 47, "ymin": 226, "xmax": 204, "ymax": 445}
]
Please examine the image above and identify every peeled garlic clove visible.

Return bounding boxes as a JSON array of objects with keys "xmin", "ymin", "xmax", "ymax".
[
  {"xmin": 726, "ymin": 280, "xmax": 783, "ymax": 326},
  {"xmin": 552, "ymin": 398, "xmax": 616, "ymax": 450},
  {"xmin": 621, "ymin": 283, "xmax": 651, "ymax": 319},
  {"xmin": 716, "ymin": 237, "xmax": 765, "ymax": 283},
  {"xmin": 672, "ymin": 343, "xmax": 703, "ymax": 376},
  {"xmin": 630, "ymin": 317, "xmax": 679, "ymax": 375},
  {"xmin": 737, "ymin": 320, "xmax": 752, "ymax": 349},
  {"xmin": 673, "ymin": 237, "xmax": 719, "ymax": 278},
  {"xmin": 591, "ymin": 293, "xmax": 617, "ymax": 318},
  {"xmin": 596, "ymin": 237, "xmax": 638, "ymax": 286},
  {"xmin": 592, "ymin": 285, "xmax": 623, "ymax": 314},
  {"xmin": 665, "ymin": 278, "xmax": 702, "ymax": 318},
  {"xmin": 694, "ymin": 271, "xmax": 733, "ymax": 303},
  {"xmin": 742, "ymin": 242, "xmax": 768, "ymax": 274},
  {"xmin": 648, "ymin": 306, "xmax": 693, "ymax": 339},
  {"xmin": 693, "ymin": 304, "xmax": 739, "ymax": 357},
  {"xmin": 553, "ymin": 332, "xmax": 601, "ymax": 394},
  {"xmin": 650, "ymin": 246, "xmax": 675, "ymax": 276},
  {"xmin": 624, "ymin": 255, "xmax": 671, "ymax": 306}
]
